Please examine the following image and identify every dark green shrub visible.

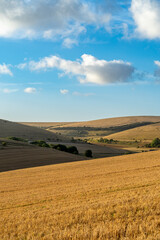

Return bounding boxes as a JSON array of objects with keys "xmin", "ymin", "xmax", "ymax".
[
  {"xmin": 41, "ymin": 143, "xmax": 50, "ymax": 148},
  {"xmin": 85, "ymin": 150, "xmax": 92, "ymax": 158},
  {"xmin": 67, "ymin": 146, "xmax": 79, "ymax": 155},
  {"xmin": 151, "ymin": 138, "xmax": 160, "ymax": 148},
  {"xmin": 53, "ymin": 144, "xmax": 68, "ymax": 152},
  {"xmin": 31, "ymin": 140, "xmax": 49, "ymax": 148}
]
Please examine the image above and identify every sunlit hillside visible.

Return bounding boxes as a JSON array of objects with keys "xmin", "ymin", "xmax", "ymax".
[
  {"xmin": 23, "ymin": 116, "xmax": 160, "ymax": 128},
  {"xmin": 106, "ymin": 122, "xmax": 160, "ymax": 141},
  {"xmin": 23, "ymin": 116, "xmax": 160, "ymax": 138}
]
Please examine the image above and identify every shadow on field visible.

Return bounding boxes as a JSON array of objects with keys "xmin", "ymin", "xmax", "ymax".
[{"xmin": 0, "ymin": 147, "xmax": 88, "ymax": 173}]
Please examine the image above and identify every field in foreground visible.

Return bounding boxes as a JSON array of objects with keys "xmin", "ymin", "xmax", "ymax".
[{"xmin": 1, "ymin": 151, "xmax": 160, "ymax": 239}]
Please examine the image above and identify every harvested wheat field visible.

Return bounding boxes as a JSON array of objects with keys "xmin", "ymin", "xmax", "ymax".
[{"xmin": 1, "ymin": 150, "xmax": 160, "ymax": 239}]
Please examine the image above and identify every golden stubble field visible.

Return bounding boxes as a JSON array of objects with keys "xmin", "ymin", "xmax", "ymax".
[{"xmin": 1, "ymin": 150, "xmax": 160, "ymax": 239}]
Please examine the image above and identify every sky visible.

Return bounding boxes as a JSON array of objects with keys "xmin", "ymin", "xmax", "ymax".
[{"xmin": 0, "ymin": 0, "xmax": 160, "ymax": 122}]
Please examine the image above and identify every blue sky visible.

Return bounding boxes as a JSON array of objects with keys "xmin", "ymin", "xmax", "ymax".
[{"xmin": 0, "ymin": 0, "xmax": 160, "ymax": 122}]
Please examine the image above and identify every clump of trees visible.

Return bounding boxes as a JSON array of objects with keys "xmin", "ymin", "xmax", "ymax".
[
  {"xmin": 30, "ymin": 141, "xmax": 79, "ymax": 155},
  {"xmin": 98, "ymin": 138, "xmax": 116, "ymax": 143},
  {"xmin": 67, "ymin": 146, "xmax": 79, "ymax": 155},
  {"xmin": 85, "ymin": 150, "xmax": 92, "ymax": 158},
  {"xmin": 151, "ymin": 138, "xmax": 160, "ymax": 147},
  {"xmin": 31, "ymin": 140, "xmax": 50, "ymax": 148},
  {"xmin": 53, "ymin": 144, "xmax": 79, "ymax": 155},
  {"xmin": 145, "ymin": 138, "xmax": 160, "ymax": 148},
  {"xmin": 52, "ymin": 144, "xmax": 68, "ymax": 152}
]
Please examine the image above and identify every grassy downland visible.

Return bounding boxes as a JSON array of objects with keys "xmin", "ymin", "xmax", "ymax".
[
  {"xmin": 23, "ymin": 116, "xmax": 160, "ymax": 138},
  {"xmin": 0, "ymin": 119, "xmax": 67, "ymax": 141},
  {"xmin": 106, "ymin": 122, "xmax": 160, "ymax": 142}
]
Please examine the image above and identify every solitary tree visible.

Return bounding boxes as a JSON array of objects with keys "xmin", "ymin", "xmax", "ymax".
[{"xmin": 85, "ymin": 150, "xmax": 93, "ymax": 158}]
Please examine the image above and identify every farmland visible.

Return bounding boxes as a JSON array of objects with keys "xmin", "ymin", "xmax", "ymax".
[
  {"xmin": 1, "ymin": 116, "xmax": 160, "ymax": 239},
  {"xmin": 1, "ymin": 150, "xmax": 160, "ymax": 239},
  {"xmin": 1, "ymin": 0, "xmax": 160, "ymax": 238}
]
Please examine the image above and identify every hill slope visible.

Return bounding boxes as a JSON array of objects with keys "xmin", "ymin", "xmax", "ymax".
[
  {"xmin": 53, "ymin": 116, "xmax": 160, "ymax": 128},
  {"xmin": 0, "ymin": 119, "xmax": 66, "ymax": 141},
  {"xmin": 23, "ymin": 116, "xmax": 160, "ymax": 128},
  {"xmin": 1, "ymin": 150, "xmax": 160, "ymax": 239},
  {"xmin": 23, "ymin": 116, "xmax": 160, "ymax": 138},
  {"xmin": 106, "ymin": 122, "xmax": 160, "ymax": 141}
]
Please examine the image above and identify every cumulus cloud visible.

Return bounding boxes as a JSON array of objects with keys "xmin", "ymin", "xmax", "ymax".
[
  {"xmin": 0, "ymin": 64, "xmax": 12, "ymax": 76},
  {"xmin": 0, "ymin": 0, "xmax": 111, "ymax": 40},
  {"xmin": 60, "ymin": 89, "xmax": 69, "ymax": 95},
  {"xmin": 130, "ymin": 0, "xmax": 160, "ymax": 39},
  {"xmin": 28, "ymin": 54, "xmax": 134, "ymax": 85},
  {"xmin": 24, "ymin": 87, "xmax": 36, "ymax": 93}
]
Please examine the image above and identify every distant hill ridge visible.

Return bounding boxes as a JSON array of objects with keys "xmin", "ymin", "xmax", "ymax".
[
  {"xmin": 22, "ymin": 116, "xmax": 160, "ymax": 138},
  {"xmin": 22, "ymin": 116, "xmax": 160, "ymax": 128}
]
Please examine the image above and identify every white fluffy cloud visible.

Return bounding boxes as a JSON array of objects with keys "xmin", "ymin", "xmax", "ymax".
[
  {"xmin": 24, "ymin": 87, "xmax": 36, "ymax": 93},
  {"xmin": 131, "ymin": 0, "xmax": 160, "ymax": 39},
  {"xmin": 0, "ymin": 0, "xmax": 111, "ymax": 40},
  {"xmin": 0, "ymin": 64, "xmax": 12, "ymax": 76},
  {"xmin": 28, "ymin": 54, "xmax": 134, "ymax": 85},
  {"xmin": 60, "ymin": 89, "xmax": 69, "ymax": 95}
]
